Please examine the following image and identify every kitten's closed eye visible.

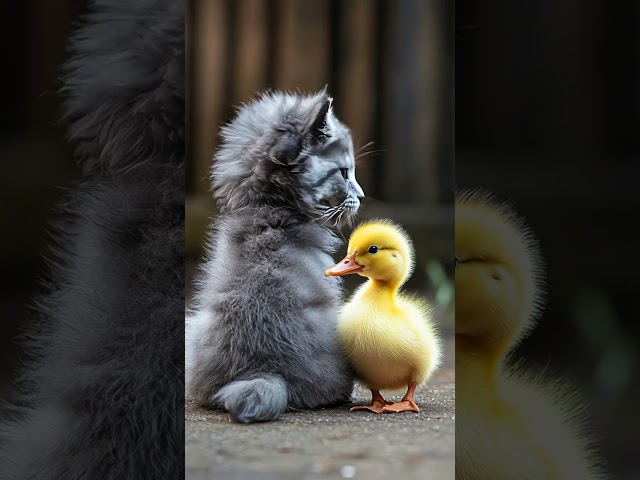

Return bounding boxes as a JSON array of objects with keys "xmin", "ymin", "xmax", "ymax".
[{"xmin": 340, "ymin": 168, "xmax": 348, "ymax": 179}]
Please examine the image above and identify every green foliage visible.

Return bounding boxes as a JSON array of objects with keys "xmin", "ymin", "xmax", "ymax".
[
  {"xmin": 570, "ymin": 287, "xmax": 638, "ymax": 398},
  {"xmin": 425, "ymin": 259, "xmax": 454, "ymax": 312}
]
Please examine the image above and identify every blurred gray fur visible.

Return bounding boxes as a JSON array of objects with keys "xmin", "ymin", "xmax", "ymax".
[{"xmin": 186, "ymin": 89, "xmax": 366, "ymax": 423}]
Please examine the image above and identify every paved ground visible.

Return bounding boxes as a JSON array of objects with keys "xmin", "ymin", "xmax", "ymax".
[{"xmin": 185, "ymin": 337, "xmax": 455, "ymax": 480}]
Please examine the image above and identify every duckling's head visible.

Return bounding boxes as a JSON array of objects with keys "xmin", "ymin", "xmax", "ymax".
[
  {"xmin": 456, "ymin": 189, "xmax": 545, "ymax": 353},
  {"xmin": 325, "ymin": 219, "xmax": 414, "ymax": 287}
]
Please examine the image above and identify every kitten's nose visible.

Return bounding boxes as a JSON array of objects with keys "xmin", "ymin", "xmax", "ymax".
[{"xmin": 351, "ymin": 179, "xmax": 365, "ymax": 199}]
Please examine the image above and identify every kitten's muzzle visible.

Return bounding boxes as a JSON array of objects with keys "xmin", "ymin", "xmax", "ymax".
[{"xmin": 344, "ymin": 198, "xmax": 359, "ymax": 209}]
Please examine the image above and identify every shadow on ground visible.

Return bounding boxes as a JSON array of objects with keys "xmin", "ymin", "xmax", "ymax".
[{"xmin": 185, "ymin": 337, "xmax": 454, "ymax": 480}]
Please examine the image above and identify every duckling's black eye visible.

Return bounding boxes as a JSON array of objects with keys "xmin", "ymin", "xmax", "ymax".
[{"xmin": 368, "ymin": 246, "xmax": 378, "ymax": 254}]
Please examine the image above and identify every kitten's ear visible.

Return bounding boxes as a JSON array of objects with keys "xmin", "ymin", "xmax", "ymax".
[
  {"xmin": 308, "ymin": 95, "xmax": 331, "ymax": 140},
  {"xmin": 268, "ymin": 130, "xmax": 302, "ymax": 166}
]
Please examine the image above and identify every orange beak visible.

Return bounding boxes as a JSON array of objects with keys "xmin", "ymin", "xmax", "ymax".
[{"xmin": 324, "ymin": 252, "xmax": 364, "ymax": 276}]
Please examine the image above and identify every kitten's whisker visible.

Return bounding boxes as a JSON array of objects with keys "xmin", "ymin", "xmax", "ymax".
[
  {"xmin": 321, "ymin": 214, "xmax": 338, "ymax": 226},
  {"xmin": 356, "ymin": 141, "xmax": 375, "ymax": 153},
  {"xmin": 355, "ymin": 149, "xmax": 386, "ymax": 160},
  {"xmin": 317, "ymin": 206, "xmax": 339, "ymax": 221},
  {"xmin": 317, "ymin": 197, "xmax": 352, "ymax": 226},
  {"xmin": 319, "ymin": 207, "xmax": 342, "ymax": 225}
]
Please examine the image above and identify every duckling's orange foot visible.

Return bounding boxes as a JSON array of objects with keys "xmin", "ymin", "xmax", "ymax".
[
  {"xmin": 382, "ymin": 399, "xmax": 420, "ymax": 413},
  {"xmin": 349, "ymin": 399, "xmax": 391, "ymax": 414}
]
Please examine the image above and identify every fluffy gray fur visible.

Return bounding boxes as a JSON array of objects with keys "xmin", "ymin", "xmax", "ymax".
[{"xmin": 186, "ymin": 90, "xmax": 365, "ymax": 423}]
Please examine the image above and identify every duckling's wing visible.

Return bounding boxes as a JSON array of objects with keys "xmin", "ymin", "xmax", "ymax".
[
  {"xmin": 396, "ymin": 293, "xmax": 443, "ymax": 379},
  {"xmin": 396, "ymin": 293, "xmax": 436, "ymax": 327}
]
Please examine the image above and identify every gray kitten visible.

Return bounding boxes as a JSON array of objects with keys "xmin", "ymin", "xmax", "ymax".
[{"xmin": 186, "ymin": 89, "xmax": 365, "ymax": 423}]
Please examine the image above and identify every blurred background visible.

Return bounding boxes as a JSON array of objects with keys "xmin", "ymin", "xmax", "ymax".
[
  {"xmin": 457, "ymin": 1, "xmax": 640, "ymax": 478},
  {"xmin": 186, "ymin": 0, "xmax": 455, "ymax": 329},
  {"xmin": 0, "ymin": 1, "xmax": 87, "ymax": 400}
]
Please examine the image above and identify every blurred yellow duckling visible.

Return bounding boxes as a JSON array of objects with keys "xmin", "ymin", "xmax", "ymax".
[
  {"xmin": 456, "ymin": 189, "xmax": 606, "ymax": 479},
  {"xmin": 325, "ymin": 219, "xmax": 442, "ymax": 414}
]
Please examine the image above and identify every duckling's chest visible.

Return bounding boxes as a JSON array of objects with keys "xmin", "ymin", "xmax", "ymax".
[
  {"xmin": 337, "ymin": 303, "xmax": 418, "ymax": 355},
  {"xmin": 337, "ymin": 305, "xmax": 420, "ymax": 388}
]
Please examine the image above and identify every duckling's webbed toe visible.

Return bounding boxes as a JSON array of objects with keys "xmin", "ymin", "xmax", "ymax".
[
  {"xmin": 349, "ymin": 401, "xmax": 387, "ymax": 414},
  {"xmin": 382, "ymin": 399, "xmax": 420, "ymax": 414},
  {"xmin": 349, "ymin": 389, "xmax": 392, "ymax": 414}
]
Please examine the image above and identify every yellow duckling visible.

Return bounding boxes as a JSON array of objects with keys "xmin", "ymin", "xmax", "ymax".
[
  {"xmin": 325, "ymin": 220, "xmax": 442, "ymax": 414},
  {"xmin": 456, "ymin": 189, "xmax": 606, "ymax": 479}
]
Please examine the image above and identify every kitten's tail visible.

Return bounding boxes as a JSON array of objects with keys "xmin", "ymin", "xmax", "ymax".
[{"xmin": 214, "ymin": 375, "xmax": 288, "ymax": 424}]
